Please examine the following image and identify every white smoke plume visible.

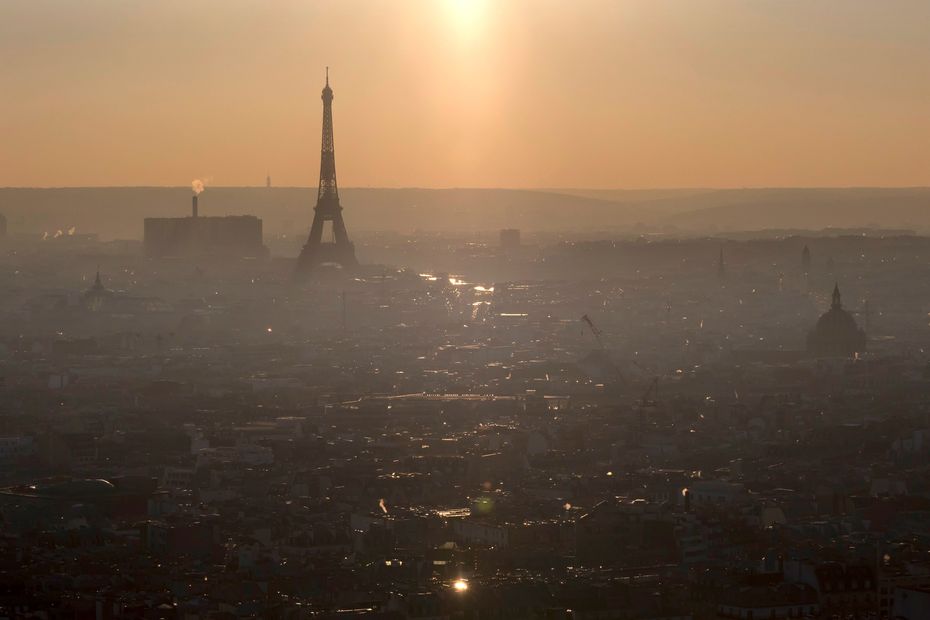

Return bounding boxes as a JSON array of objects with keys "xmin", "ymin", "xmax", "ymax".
[
  {"xmin": 53, "ymin": 229, "xmax": 63, "ymax": 238},
  {"xmin": 67, "ymin": 226, "xmax": 76, "ymax": 236},
  {"xmin": 191, "ymin": 179, "xmax": 205, "ymax": 195}
]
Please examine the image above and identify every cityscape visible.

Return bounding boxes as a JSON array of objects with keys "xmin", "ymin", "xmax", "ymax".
[{"xmin": 4, "ymin": 2, "xmax": 930, "ymax": 619}]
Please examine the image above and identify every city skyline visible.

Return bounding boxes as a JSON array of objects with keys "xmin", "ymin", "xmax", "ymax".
[
  {"xmin": 5, "ymin": 0, "xmax": 930, "ymax": 189},
  {"xmin": 6, "ymin": 3, "xmax": 930, "ymax": 618}
]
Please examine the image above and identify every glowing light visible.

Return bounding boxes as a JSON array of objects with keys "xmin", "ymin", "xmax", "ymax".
[
  {"xmin": 446, "ymin": 0, "xmax": 486, "ymax": 24},
  {"xmin": 453, "ymin": 579, "xmax": 469, "ymax": 592}
]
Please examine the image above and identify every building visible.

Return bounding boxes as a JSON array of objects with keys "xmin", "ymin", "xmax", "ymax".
[
  {"xmin": 144, "ymin": 195, "xmax": 266, "ymax": 258},
  {"xmin": 688, "ymin": 480, "xmax": 747, "ymax": 506},
  {"xmin": 78, "ymin": 270, "xmax": 170, "ymax": 314},
  {"xmin": 783, "ymin": 560, "xmax": 876, "ymax": 617},
  {"xmin": 0, "ymin": 436, "xmax": 34, "ymax": 462},
  {"xmin": 500, "ymin": 228, "xmax": 521, "ymax": 250},
  {"xmin": 893, "ymin": 586, "xmax": 930, "ymax": 620},
  {"xmin": 82, "ymin": 269, "xmax": 112, "ymax": 311},
  {"xmin": 717, "ymin": 583, "xmax": 818, "ymax": 619},
  {"xmin": 806, "ymin": 284, "xmax": 866, "ymax": 357}
]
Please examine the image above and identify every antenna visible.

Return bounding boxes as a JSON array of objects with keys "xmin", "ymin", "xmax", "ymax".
[{"xmin": 326, "ymin": 66, "xmax": 329, "ymax": 86}]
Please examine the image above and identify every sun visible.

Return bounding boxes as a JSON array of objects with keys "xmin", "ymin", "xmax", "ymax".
[{"xmin": 446, "ymin": 0, "xmax": 487, "ymax": 28}]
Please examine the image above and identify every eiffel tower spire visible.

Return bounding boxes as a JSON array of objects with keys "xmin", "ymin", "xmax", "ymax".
[{"xmin": 296, "ymin": 69, "xmax": 358, "ymax": 276}]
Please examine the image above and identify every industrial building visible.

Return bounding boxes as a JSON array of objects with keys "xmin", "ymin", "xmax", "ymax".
[{"xmin": 144, "ymin": 194, "xmax": 267, "ymax": 258}]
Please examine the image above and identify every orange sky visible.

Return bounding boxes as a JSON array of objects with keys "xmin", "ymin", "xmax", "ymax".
[{"xmin": 3, "ymin": 0, "xmax": 930, "ymax": 189}]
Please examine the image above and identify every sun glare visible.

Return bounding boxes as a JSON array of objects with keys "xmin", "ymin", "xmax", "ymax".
[{"xmin": 446, "ymin": 0, "xmax": 487, "ymax": 30}]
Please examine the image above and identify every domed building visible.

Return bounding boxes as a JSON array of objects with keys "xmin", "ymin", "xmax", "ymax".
[{"xmin": 807, "ymin": 284, "xmax": 866, "ymax": 357}]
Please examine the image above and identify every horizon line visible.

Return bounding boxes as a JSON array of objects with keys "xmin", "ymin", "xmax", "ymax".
[{"xmin": 4, "ymin": 185, "xmax": 930, "ymax": 191}]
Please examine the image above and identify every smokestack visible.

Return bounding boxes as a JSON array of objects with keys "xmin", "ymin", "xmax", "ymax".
[{"xmin": 191, "ymin": 179, "xmax": 204, "ymax": 217}]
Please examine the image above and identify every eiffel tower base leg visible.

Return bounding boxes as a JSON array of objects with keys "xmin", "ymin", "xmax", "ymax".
[{"xmin": 296, "ymin": 242, "xmax": 358, "ymax": 276}]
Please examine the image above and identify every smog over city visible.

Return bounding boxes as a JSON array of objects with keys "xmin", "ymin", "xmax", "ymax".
[{"xmin": 4, "ymin": 2, "xmax": 930, "ymax": 619}]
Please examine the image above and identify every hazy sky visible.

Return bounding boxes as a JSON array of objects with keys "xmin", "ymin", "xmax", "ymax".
[{"xmin": 3, "ymin": 0, "xmax": 930, "ymax": 188}]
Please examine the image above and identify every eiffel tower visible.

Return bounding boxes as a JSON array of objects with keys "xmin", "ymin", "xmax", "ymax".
[{"xmin": 296, "ymin": 68, "xmax": 358, "ymax": 275}]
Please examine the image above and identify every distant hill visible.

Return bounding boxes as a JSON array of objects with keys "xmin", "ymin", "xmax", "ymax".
[
  {"xmin": 0, "ymin": 187, "xmax": 651, "ymax": 240},
  {"xmin": 1, "ymin": 186, "xmax": 929, "ymax": 240},
  {"xmin": 660, "ymin": 187, "xmax": 930, "ymax": 231},
  {"xmin": 555, "ymin": 187, "xmax": 930, "ymax": 231},
  {"xmin": 546, "ymin": 188, "xmax": 720, "ymax": 213}
]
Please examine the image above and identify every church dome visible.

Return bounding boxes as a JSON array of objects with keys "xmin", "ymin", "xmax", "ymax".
[{"xmin": 807, "ymin": 284, "xmax": 866, "ymax": 357}]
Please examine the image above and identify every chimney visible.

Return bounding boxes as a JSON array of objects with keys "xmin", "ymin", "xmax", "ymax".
[{"xmin": 192, "ymin": 195, "xmax": 199, "ymax": 218}]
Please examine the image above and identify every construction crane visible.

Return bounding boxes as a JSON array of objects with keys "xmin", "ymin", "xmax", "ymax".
[
  {"xmin": 640, "ymin": 377, "xmax": 659, "ymax": 408},
  {"xmin": 628, "ymin": 356, "xmax": 660, "ymax": 408},
  {"xmin": 580, "ymin": 314, "xmax": 605, "ymax": 348}
]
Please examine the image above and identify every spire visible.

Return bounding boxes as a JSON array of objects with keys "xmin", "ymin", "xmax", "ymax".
[
  {"xmin": 85, "ymin": 266, "xmax": 108, "ymax": 299},
  {"xmin": 92, "ymin": 267, "xmax": 105, "ymax": 292},
  {"xmin": 832, "ymin": 282, "xmax": 842, "ymax": 309},
  {"xmin": 325, "ymin": 66, "xmax": 329, "ymax": 87}
]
